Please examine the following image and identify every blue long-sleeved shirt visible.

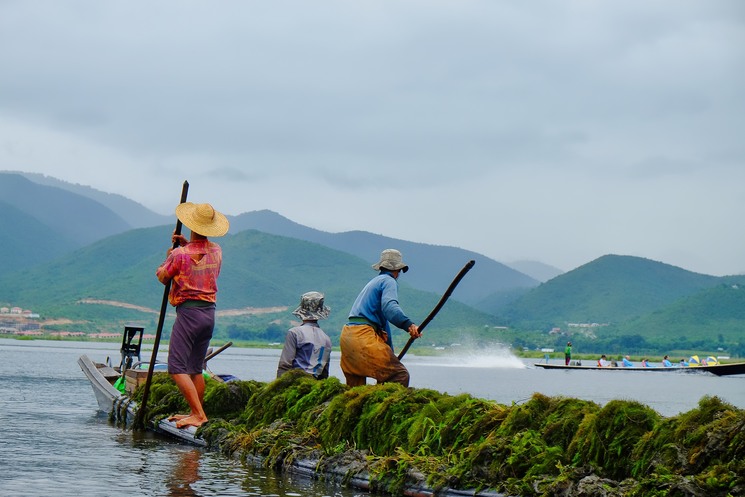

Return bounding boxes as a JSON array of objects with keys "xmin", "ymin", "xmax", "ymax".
[{"xmin": 347, "ymin": 272, "xmax": 413, "ymax": 349}]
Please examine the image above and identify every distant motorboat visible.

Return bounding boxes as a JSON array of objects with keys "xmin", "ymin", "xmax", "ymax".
[{"xmin": 533, "ymin": 360, "xmax": 745, "ymax": 376}]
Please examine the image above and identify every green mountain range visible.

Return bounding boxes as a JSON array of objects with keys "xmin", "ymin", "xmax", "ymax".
[{"xmin": 1, "ymin": 171, "xmax": 743, "ymax": 357}]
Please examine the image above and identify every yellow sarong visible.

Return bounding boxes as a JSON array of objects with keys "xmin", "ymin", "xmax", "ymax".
[{"xmin": 339, "ymin": 324, "xmax": 410, "ymax": 387}]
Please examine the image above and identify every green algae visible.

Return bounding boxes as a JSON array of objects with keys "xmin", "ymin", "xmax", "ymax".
[
  {"xmin": 132, "ymin": 375, "xmax": 745, "ymax": 497},
  {"xmin": 569, "ymin": 399, "xmax": 660, "ymax": 480}
]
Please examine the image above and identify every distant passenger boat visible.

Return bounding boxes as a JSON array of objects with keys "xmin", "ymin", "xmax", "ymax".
[{"xmin": 533, "ymin": 360, "xmax": 745, "ymax": 376}]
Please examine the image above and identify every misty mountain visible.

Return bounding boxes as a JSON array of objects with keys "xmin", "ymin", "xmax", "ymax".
[
  {"xmin": 11, "ymin": 171, "xmax": 171, "ymax": 228},
  {"xmin": 506, "ymin": 260, "xmax": 564, "ymax": 282},
  {"xmin": 0, "ymin": 200, "xmax": 79, "ymax": 270},
  {"xmin": 1, "ymin": 172, "xmax": 541, "ymax": 306},
  {"xmin": 0, "ymin": 172, "xmax": 131, "ymax": 246},
  {"xmin": 230, "ymin": 210, "xmax": 540, "ymax": 307}
]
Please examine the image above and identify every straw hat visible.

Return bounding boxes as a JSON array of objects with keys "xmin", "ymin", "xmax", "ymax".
[
  {"xmin": 372, "ymin": 248, "xmax": 409, "ymax": 273},
  {"xmin": 292, "ymin": 291, "xmax": 331, "ymax": 321},
  {"xmin": 175, "ymin": 202, "xmax": 229, "ymax": 237}
]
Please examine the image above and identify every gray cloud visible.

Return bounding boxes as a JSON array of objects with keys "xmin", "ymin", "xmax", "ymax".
[{"xmin": 1, "ymin": 1, "xmax": 744, "ymax": 275}]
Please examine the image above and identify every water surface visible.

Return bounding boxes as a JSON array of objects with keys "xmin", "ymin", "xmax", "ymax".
[{"xmin": 2, "ymin": 339, "xmax": 743, "ymax": 496}]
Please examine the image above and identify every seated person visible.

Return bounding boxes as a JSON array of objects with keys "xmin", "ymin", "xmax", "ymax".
[
  {"xmin": 662, "ymin": 355, "xmax": 673, "ymax": 367},
  {"xmin": 622, "ymin": 355, "xmax": 633, "ymax": 367},
  {"xmin": 276, "ymin": 291, "xmax": 332, "ymax": 379},
  {"xmin": 641, "ymin": 358, "xmax": 649, "ymax": 367},
  {"xmin": 597, "ymin": 354, "xmax": 610, "ymax": 367}
]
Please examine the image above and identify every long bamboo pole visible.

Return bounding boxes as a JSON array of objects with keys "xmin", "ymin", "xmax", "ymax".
[{"xmin": 134, "ymin": 180, "xmax": 189, "ymax": 429}]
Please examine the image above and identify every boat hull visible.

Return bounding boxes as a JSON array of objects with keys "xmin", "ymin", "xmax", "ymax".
[
  {"xmin": 77, "ymin": 354, "xmax": 206, "ymax": 446},
  {"xmin": 533, "ymin": 361, "xmax": 745, "ymax": 376}
]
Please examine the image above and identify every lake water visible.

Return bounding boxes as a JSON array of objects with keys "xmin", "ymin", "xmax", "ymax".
[{"xmin": 1, "ymin": 338, "xmax": 744, "ymax": 497}]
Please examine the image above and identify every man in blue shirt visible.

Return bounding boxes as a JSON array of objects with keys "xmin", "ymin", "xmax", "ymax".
[{"xmin": 340, "ymin": 249, "xmax": 421, "ymax": 387}]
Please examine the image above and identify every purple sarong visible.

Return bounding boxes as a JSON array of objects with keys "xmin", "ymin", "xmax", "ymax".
[{"xmin": 167, "ymin": 304, "xmax": 215, "ymax": 375}]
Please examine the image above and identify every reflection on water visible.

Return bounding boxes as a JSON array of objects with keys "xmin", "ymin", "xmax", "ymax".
[{"xmin": 167, "ymin": 449, "xmax": 202, "ymax": 497}]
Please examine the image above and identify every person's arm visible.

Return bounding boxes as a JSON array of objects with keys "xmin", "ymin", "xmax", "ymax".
[
  {"xmin": 156, "ymin": 252, "xmax": 180, "ymax": 284},
  {"xmin": 380, "ymin": 278, "xmax": 414, "ymax": 331},
  {"xmin": 316, "ymin": 334, "xmax": 332, "ymax": 380},
  {"xmin": 276, "ymin": 330, "xmax": 297, "ymax": 378},
  {"xmin": 317, "ymin": 362, "xmax": 329, "ymax": 380},
  {"xmin": 156, "ymin": 234, "xmax": 189, "ymax": 284}
]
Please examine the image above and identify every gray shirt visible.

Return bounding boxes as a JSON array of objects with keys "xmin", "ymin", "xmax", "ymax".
[{"xmin": 276, "ymin": 322, "xmax": 332, "ymax": 379}]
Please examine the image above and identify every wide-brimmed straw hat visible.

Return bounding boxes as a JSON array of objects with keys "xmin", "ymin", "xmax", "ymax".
[
  {"xmin": 372, "ymin": 248, "xmax": 409, "ymax": 273},
  {"xmin": 292, "ymin": 291, "xmax": 331, "ymax": 321},
  {"xmin": 175, "ymin": 202, "xmax": 230, "ymax": 237}
]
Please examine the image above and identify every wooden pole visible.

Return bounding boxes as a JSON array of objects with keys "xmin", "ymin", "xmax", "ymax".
[
  {"xmin": 134, "ymin": 180, "xmax": 189, "ymax": 430},
  {"xmin": 397, "ymin": 260, "xmax": 475, "ymax": 360},
  {"xmin": 204, "ymin": 341, "xmax": 233, "ymax": 364}
]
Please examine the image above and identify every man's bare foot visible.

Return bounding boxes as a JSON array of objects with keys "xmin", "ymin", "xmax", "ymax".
[
  {"xmin": 167, "ymin": 414, "xmax": 189, "ymax": 422},
  {"xmin": 175, "ymin": 415, "xmax": 207, "ymax": 428}
]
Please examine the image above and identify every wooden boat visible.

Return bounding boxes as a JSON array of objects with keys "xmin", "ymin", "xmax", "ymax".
[
  {"xmin": 77, "ymin": 353, "xmax": 208, "ymax": 446},
  {"xmin": 77, "ymin": 326, "xmax": 235, "ymax": 446},
  {"xmin": 533, "ymin": 361, "xmax": 745, "ymax": 376}
]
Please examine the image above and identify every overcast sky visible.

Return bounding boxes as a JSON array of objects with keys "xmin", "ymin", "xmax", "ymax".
[{"xmin": 1, "ymin": 2, "xmax": 744, "ymax": 276}]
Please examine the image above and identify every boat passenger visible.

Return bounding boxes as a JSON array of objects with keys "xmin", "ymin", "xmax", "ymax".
[
  {"xmin": 597, "ymin": 354, "xmax": 610, "ymax": 367},
  {"xmin": 662, "ymin": 355, "xmax": 673, "ymax": 367},
  {"xmin": 680, "ymin": 358, "xmax": 689, "ymax": 367},
  {"xmin": 622, "ymin": 355, "xmax": 633, "ymax": 367},
  {"xmin": 641, "ymin": 358, "xmax": 649, "ymax": 367},
  {"xmin": 156, "ymin": 202, "xmax": 229, "ymax": 429},
  {"xmin": 277, "ymin": 292, "xmax": 332, "ymax": 380},
  {"xmin": 564, "ymin": 341, "xmax": 572, "ymax": 366},
  {"xmin": 340, "ymin": 249, "xmax": 421, "ymax": 387}
]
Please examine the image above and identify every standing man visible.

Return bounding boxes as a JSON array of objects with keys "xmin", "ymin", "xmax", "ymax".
[
  {"xmin": 277, "ymin": 291, "xmax": 333, "ymax": 379},
  {"xmin": 564, "ymin": 341, "xmax": 572, "ymax": 365},
  {"xmin": 340, "ymin": 249, "xmax": 421, "ymax": 387},
  {"xmin": 156, "ymin": 202, "xmax": 229, "ymax": 429}
]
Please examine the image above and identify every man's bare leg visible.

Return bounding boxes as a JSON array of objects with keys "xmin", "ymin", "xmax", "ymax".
[{"xmin": 171, "ymin": 373, "xmax": 208, "ymax": 428}]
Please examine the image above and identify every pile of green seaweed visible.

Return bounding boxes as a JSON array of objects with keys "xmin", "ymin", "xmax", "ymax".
[{"xmin": 132, "ymin": 371, "xmax": 745, "ymax": 497}]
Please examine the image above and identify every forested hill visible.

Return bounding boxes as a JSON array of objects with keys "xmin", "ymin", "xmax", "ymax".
[
  {"xmin": 0, "ymin": 227, "xmax": 495, "ymax": 348},
  {"xmin": 499, "ymin": 254, "xmax": 723, "ymax": 328}
]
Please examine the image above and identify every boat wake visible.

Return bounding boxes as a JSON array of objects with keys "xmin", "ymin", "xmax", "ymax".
[{"xmin": 413, "ymin": 346, "xmax": 526, "ymax": 369}]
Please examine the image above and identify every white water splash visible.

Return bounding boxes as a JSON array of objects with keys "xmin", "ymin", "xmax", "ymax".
[{"xmin": 413, "ymin": 345, "xmax": 526, "ymax": 369}]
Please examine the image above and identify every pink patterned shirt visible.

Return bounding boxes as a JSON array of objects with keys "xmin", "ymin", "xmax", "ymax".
[{"xmin": 156, "ymin": 239, "xmax": 222, "ymax": 307}]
